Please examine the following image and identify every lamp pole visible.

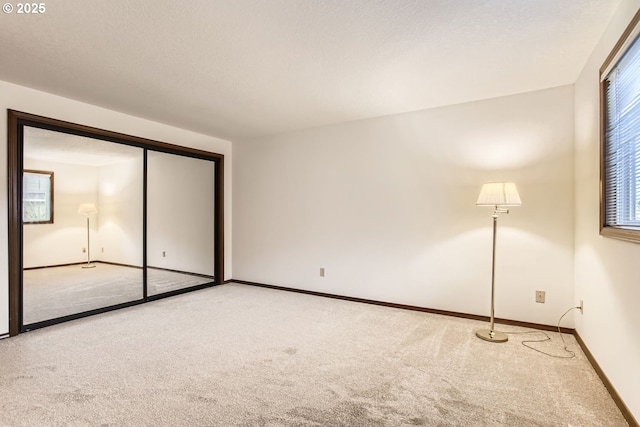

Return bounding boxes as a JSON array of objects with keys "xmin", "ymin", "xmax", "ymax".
[
  {"xmin": 489, "ymin": 209, "xmax": 499, "ymax": 335},
  {"xmin": 82, "ymin": 215, "xmax": 95, "ymax": 269},
  {"xmin": 476, "ymin": 206, "xmax": 508, "ymax": 343},
  {"xmin": 475, "ymin": 182, "xmax": 521, "ymax": 343}
]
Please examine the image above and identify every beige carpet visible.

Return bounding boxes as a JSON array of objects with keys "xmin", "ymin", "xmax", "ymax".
[{"xmin": 0, "ymin": 283, "xmax": 628, "ymax": 426}]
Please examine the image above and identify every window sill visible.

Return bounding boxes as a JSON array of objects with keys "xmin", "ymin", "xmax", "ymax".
[{"xmin": 601, "ymin": 226, "xmax": 640, "ymax": 244}]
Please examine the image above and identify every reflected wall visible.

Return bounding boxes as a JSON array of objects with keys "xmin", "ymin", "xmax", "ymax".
[{"xmin": 147, "ymin": 151, "xmax": 216, "ymax": 296}]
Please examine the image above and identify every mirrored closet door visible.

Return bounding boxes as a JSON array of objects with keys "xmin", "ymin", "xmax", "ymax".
[
  {"xmin": 8, "ymin": 110, "xmax": 224, "ymax": 335},
  {"xmin": 146, "ymin": 151, "xmax": 216, "ymax": 297},
  {"xmin": 22, "ymin": 126, "xmax": 144, "ymax": 326}
]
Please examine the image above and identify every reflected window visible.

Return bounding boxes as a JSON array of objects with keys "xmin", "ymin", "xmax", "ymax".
[{"xmin": 23, "ymin": 170, "xmax": 54, "ymax": 224}]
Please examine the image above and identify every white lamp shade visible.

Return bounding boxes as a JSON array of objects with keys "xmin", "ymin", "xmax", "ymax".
[
  {"xmin": 78, "ymin": 203, "xmax": 98, "ymax": 216},
  {"xmin": 476, "ymin": 182, "xmax": 522, "ymax": 206}
]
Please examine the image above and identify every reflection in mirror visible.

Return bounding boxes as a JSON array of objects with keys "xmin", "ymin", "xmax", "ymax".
[
  {"xmin": 23, "ymin": 170, "xmax": 54, "ymax": 224},
  {"xmin": 147, "ymin": 151, "xmax": 215, "ymax": 296},
  {"xmin": 22, "ymin": 127, "xmax": 144, "ymax": 325}
]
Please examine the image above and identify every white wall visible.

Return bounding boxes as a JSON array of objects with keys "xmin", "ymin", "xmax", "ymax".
[
  {"xmin": 574, "ymin": 0, "xmax": 640, "ymax": 421},
  {"xmin": 98, "ymin": 157, "xmax": 144, "ymax": 267},
  {"xmin": 234, "ymin": 85, "xmax": 575, "ymax": 327},
  {"xmin": 22, "ymin": 156, "xmax": 144, "ymax": 269},
  {"xmin": 22, "ymin": 158, "xmax": 99, "ymax": 268},
  {"xmin": 147, "ymin": 151, "xmax": 216, "ymax": 276},
  {"xmin": 0, "ymin": 79, "xmax": 233, "ymax": 336}
]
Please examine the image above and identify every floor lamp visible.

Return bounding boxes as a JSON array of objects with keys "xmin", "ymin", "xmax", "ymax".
[
  {"xmin": 78, "ymin": 203, "xmax": 98, "ymax": 269},
  {"xmin": 475, "ymin": 182, "xmax": 521, "ymax": 343}
]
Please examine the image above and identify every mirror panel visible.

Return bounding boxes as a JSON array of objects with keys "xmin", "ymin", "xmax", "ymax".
[
  {"xmin": 22, "ymin": 127, "xmax": 144, "ymax": 325},
  {"xmin": 8, "ymin": 110, "xmax": 224, "ymax": 335},
  {"xmin": 147, "ymin": 151, "xmax": 216, "ymax": 296}
]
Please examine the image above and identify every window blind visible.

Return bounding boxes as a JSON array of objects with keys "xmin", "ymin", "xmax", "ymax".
[{"xmin": 604, "ymin": 34, "xmax": 640, "ymax": 228}]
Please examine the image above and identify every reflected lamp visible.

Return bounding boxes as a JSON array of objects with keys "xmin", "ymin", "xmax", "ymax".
[{"xmin": 78, "ymin": 203, "xmax": 98, "ymax": 268}]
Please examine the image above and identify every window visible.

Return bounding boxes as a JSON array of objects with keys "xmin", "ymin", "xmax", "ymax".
[
  {"xmin": 601, "ymin": 11, "xmax": 640, "ymax": 242},
  {"xmin": 23, "ymin": 170, "xmax": 54, "ymax": 224}
]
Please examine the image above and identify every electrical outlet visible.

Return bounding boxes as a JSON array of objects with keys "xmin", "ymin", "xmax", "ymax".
[
  {"xmin": 101, "ymin": 247, "xmax": 104, "ymax": 253},
  {"xmin": 82, "ymin": 248, "xmax": 86, "ymax": 253},
  {"xmin": 320, "ymin": 268, "xmax": 325, "ymax": 277},
  {"xmin": 535, "ymin": 290, "xmax": 545, "ymax": 303},
  {"xmin": 162, "ymin": 251, "xmax": 166, "ymax": 257},
  {"xmin": 579, "ymin": 300, "xmax": 584, "ymax": 314}
]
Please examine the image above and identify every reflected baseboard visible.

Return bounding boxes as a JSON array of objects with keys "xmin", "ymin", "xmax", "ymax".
[
  {"xmin": 147, "ymin": 266, "xmax": 214, "ymax": 281},
  {"xmin": 25, "ymin": 260, "xmax": 143, "ymax": 271},
  {"xmin": 25, "ymin": 261, "xmax": 92, "ymax": 271},
  {"xmin": 24, "ymin": 262, "xmax": 213, "ymax": 278},
  {"xmin": 96, "ymin": 261, "xmax": 142, "ymax": 269}
]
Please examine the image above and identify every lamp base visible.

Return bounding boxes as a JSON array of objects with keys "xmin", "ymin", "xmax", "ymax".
[
  {"xmin": 476, "ymin": 329, "xmax": 508, "ymax": 343},
  {"xmin": 82, "ymin": 263, "xmax": 96, "ymax": 269}
]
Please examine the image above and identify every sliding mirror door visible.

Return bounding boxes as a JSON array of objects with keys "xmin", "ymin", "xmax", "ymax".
[
  {"xmin": 22, "ymin": 126, "xmax": 144, "ymax": 326},
  {"xmin": 8, "ymin": 110, "xmax": 224, "ymax": 336},
  {"xmin": 146, "ymin": 151, "xmax": 216, "ymax": 296}
]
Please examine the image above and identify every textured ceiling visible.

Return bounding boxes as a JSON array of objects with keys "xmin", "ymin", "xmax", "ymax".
[{"xmin": 0, "ymin": 0, "xmax": 621, "ymax": 141}]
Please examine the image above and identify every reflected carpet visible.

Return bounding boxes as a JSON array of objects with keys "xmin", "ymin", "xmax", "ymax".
[{"xmin": 23, "ymin": 263, "xmax": 212, "ymax": 324}]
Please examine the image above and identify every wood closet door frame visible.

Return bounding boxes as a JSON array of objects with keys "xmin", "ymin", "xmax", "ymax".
[{"xmin": 7, "ymin": 110, "xmax": 224, "ymax": 336}]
